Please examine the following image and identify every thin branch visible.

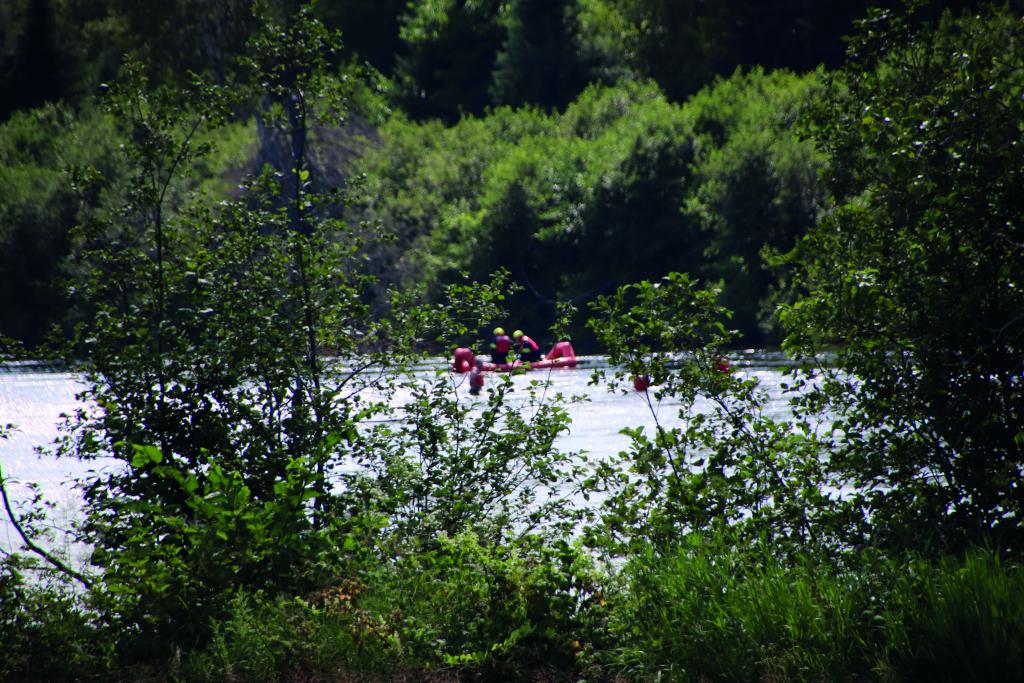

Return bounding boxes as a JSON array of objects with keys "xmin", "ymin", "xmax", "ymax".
[{"xmin": 0, "ymin": 465, "xmax": 93, "ymax": 590}]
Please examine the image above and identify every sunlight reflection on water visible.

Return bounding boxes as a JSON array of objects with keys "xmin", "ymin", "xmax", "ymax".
[{"xmin": 0, "ymin": 351, "xmax": 806, "ymax": 557}]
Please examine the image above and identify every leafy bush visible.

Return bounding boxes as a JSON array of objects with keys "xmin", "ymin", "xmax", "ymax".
[
  {"xmin": 0, "ymin": 556, "xmax": 111, "ymax": 682},
  {"xmin": 341, "ymin": 367, "xmax": 586, "ymax": 545},
  {"xmin": 585, "ymin": 273, "xmax": 831, "ymax": 552},
  {"xmin": 784, "ymin": 2, "xmax": 1024, "ymax": 552},
  {"xmin": 181, "ymin": 535, "xmax": 601, "ymax": 682}
]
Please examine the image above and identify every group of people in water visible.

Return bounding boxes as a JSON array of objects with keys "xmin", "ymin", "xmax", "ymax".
[
  {"xmin": 464, "ymin": 326, "xmax": 728, "ymax": 396},
  {"xmin": 467, "ymin": 327, "xmax": 544, "ymax": 395},
  {"xmin": 489, "ymin": 327, "xmax": 542, "ymax": 364}
]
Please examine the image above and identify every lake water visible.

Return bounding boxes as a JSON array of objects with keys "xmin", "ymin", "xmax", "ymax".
[{"xmin": 0, "ymin": 352, "xmax": 799, "ymax": 558}]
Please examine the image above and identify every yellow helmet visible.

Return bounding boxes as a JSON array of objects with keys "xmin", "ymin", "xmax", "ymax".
[
  {"xmin": 493, "ymin": 327, "xmax": 505, "ymax": 336},
  {"xmin": 512, "ymin": 330, "xmax": 524, "ymax": 339}
]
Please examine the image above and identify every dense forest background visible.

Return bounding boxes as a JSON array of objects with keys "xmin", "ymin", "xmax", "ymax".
[{"xmin": 0, "ymin": 0, "xmax": 984, "ymax": 350}]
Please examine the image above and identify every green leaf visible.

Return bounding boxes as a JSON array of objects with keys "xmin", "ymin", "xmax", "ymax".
[{"xmin": 130, "ymin": 443, "xmax": 164, "ymax": 468}]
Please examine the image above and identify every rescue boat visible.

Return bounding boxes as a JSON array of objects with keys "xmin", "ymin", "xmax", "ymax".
[{"xmin": 451, "ymin": 341, "xmax": 578, "ymax": 373}]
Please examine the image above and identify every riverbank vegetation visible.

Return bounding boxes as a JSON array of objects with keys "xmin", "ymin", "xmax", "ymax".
[{"xmin": 2, "ymin": 1, "xmax": 1023, "ymax": 681}]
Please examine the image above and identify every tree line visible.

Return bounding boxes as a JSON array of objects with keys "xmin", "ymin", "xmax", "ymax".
[
  {"xmin": 0, "ymin": 0, "xmax": 988, "ymax": 349},
  {"xmin": 1, "ymin": 0, "xmax": 977, "ymax": 120}
]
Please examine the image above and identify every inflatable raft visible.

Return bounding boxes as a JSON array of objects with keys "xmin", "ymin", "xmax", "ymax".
[{"xmin": 452, "ymin": 341, "xmax": 578, "ymax": 373}]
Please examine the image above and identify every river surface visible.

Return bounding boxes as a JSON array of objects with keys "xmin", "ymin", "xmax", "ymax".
[{"xmin": 1, "ymin": 352, "xmax": 800, "ymax": 557}]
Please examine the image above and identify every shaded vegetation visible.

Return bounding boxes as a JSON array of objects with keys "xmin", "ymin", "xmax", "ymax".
[
  {"xmin": 358, "ymin": 69, "xmax": 824, "ymax": 344},
  {"xmin": 781, "ymin": 1, "xmax": 1024, "ymax": 552},
  {"xmin": 1, "ymin": 0, "xmax": 988, "ymax": 348}
]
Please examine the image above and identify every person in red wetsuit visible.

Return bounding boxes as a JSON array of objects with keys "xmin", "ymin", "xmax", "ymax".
[
  {"xmin": 490, "ymin": 327, "xmax": 512, "ymax": 364},
  {"xmin": 469, "ymin": 358, "xmax": 485, "ymax": 395},
  {"xmin": 512, "ymin": 330, "xmax": 542, "ymax": 362}
]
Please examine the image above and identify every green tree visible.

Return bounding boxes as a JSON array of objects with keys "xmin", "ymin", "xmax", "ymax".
[
  {"xmin": 358, "ymin": 73, "xmax": 824, "ymax": 345},
  {"xmin": 784, "ymin": 2, "xmax": 1024, "ymax": 552},
  {"xmin": 682, "ymin": 67, "xmax": 826, "ymax": 341},
  {"xmin": 315, "ymin": 0, "xmax": 406, "ymax": 74},
  {"xmin": 490, "ymin": 0, "xmax": 591, "ymax": 109},
  {"xmin": 60, "ymin": 7, "xmax": 385, "ymax": 654},
  {"xmin": 0, "ymin": 0, "xmax": 74, "ymax": 118},
  {"xmin": 586, "ymin": 274, "xmax": 830, "ymax": 552},
  {"xmin": 0, "ymin": 104, "xmax": 122, "ymax": 348},
  {"xmin": 395, "ymin": 0, "xmax": 506, "ymax": 120},
  {"xmin": 85, "ymin": 0, "xmax": 259, "ymax": 87},
  {"xmin": 575, "ymin": 0, "xmax": 983, "ymax": 103}
]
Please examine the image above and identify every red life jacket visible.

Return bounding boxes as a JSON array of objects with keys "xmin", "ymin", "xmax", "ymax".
[
  {"xmin": 494, "ymin": 334, "xmax": 511, "ymax": 353},
  {"xmin": 519, "ymin": 335, "xmax": 539, "ymax": 352}
]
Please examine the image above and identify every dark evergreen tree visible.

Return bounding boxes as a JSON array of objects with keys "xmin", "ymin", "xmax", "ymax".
[
  {"xmin": 395, "ymin": 0, "xmax": 505, "ymax": 121},
  {"xmin": 317, "ymin": 0, "xmax": 406, "ymax": 74},
  {"xmin": 491, "ymin": 0, "xmax": 590, "ymax": 109},
  {"xmin": 0, "ymin": 0, "xmax": 72, "ymax": 119}
]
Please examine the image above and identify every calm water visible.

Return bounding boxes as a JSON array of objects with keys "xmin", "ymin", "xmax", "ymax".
[{"xmin": 0, "ymin": 352, "xmax": 798, "ymax": 556}]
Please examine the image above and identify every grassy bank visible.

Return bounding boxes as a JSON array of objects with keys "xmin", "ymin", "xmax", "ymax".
[{"xmin": 5, "ymin": 539, "xmax": 1022, "ymax": 682}]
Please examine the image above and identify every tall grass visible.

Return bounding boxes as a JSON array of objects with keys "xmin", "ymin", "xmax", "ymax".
[
  {"xmin": 603, "ymin": 536, "xmax": 1024, "ymax": 682},
  {"xmin": 889, "ymin": 552, "xmax": 1024, "ymax": 682},
  {"xmin": 5, "ymin": 540, "xmax": 1022, "ymax": 681}
]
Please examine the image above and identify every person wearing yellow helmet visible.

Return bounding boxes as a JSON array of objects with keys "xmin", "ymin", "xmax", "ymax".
[
  {"xmin": 490, "ymin": 327, "xmax": 511, "ymax": 364},
  {"xmin": 512, "ymin": 329, "xmax": 541, "ymax": 362}
]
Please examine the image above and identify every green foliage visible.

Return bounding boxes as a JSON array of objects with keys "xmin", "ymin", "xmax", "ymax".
[
  {"xmin": 604, "ymin": 537, "xmax": 1024, "ymax": 682},
  {"xmin": 0, "ymin": 0, "xmax": 76, "ymax": 116},
  {"xmin": 383, "ymin": 0, "xmax": 899, "ymax": 118},
  {"xmin": 0, "ymin": 99, "xmax": 254, "ymax": 352},
  {"xmin": 585, "ymin": 274, "xmax": 830, "ymax": 551},
  {"xmin": 315, "ymin": 0, "xmax": 407, "ymax": 74},
  {"xmin": 605, "ymin": 537, "xmax": 867, "ymax": 681},
  {"xmin": 890, "ymin": 551, "xmax": 1024, "ymax": 681},
  {"xmin": 567, "ymin": 0, "xmax": 983, "ymax": 105},
  {"xmin": 183, "ymin": 535, "xmax": 602, "ymax": 681},
  {"xmin": 0, "ymin": 0, "xmax": 263, "ymax": 117},
  {"xmin": 784, "ymin": 2, "xmax": 1024, "ymax": 552},
  {"xmin": 359, "ymin": 70, "xmax": 824, "ymax": 344},
  {"xmin": 0, "ymin": 103, "xmax": 121, "ymax": 348},
  {"xmin": 356, "ymin": 533, "xmax": 599, "ymax": 677},
  {"xmin": 45, "ymin": 6, "xmax": 595, "ymax": 669},
  {"xmin": 490, "ymin": 0, "xmax": 594, "ymax": 109},
  {"xmin": 98, "ymin": 0, "xmax": 258, "ymax": 87},
  {"xmin": 342, "ymin": 367, "xmax": 586, "ymax": 546},
  {"xmin": 58, "ymin": 10, "xmax": 395, "ymax": 656},
  {"xmin": 85, "ymin": 448, "xmax": 332, "ymax": 655},
  {"xmin": 0, "ymin": 555, "xmax": 112, "ymax": 682},
  {"xmin": 180, "ymin": 589, "xmax": 409, "ymax": 682},
  {"xmin": 395, "ymin": 0, "xmax": 506, "ymax": 120},
  {"xmin": 682, "ymin": 67, "xmax": 826, "ymax": 338},
  {"xmin": 592, "ymin": 0, "xmax": 744, "ymax": 102},
  {"xmin": 7, "ymin": 2, "xmax": 1024, "ymax": 680}
]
